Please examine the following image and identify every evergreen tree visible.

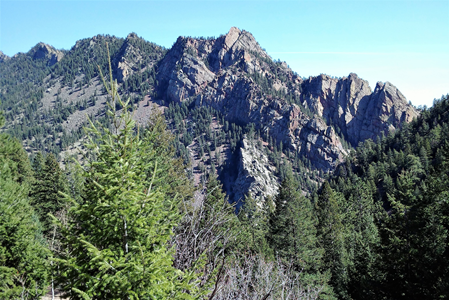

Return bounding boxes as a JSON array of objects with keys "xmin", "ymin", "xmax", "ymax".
[
  {"xmin": 377, "ymin": 157, "xmax": 449, "ymax": 299},
  {"xmin": 30, "ymin": 153, "xmax": 68, "ymax": 236},
  {"xmin": 0, "ymin": 135, "xmax": 33, "ymax": 185},
  {"xmin": 268, "ymin": 169, "xmax": 323, "ymax": 275},
  {"xmin": 139, "ymin": 112, "xmax": 194, "ymax": 203},
  {"xmin": 54, "ymin": 55, "xmax": 203, "ymax": 299},
  {"xmin": 201, "ymin": 172, "xmax": 238, "ymax": 247},
  {"xmin": 31, "ymin": 152, "xmax": 45, "ymax": 181},
  {"xmin": 316, "ymin": 182, "xmax": 349, "ymax": 299},
  {"xmin": 342, "ymin": 180, "xmax": 381, "ymax": 299},
  {"xmin": 0, "ymin": 117, "xmax": 50, "ymax": 299},
  {"xmin": 238, "ymin": 193, "xmax": 270, "ymax": 256}
]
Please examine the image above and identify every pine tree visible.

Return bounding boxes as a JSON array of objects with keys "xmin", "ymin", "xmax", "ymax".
[
  {"xmin": 342, "ymin": 179, "xmax": 381, "ymax": 299},
  {"xmin": 201, "ymin": 172, "xmax": 238, "ymax": 246},
  {"xmin": 31, "ymin": 152, "xmax": 45, "ymax": 181},
  {"xmin": 377, "ymin": 154, "xmax": 449, "ymax": 299},
  {"xmin": 268, "ymin": 169, "xmax": 323, "ymax": 275},
  {"xmin": 238, "ymin": 193, "xmax": 270, "ymax": 256},
  {"xmin": 139, "ymin": 112, "xmax": 194, "ymax": 202},
  {"xmin": 30, "ymin": 153, "xmax": 68, "ymax": 236},
  {"xmin": 54, "ymin": 52, "xmax": 203, "ymax": 299},
  {"xmin": 0, "ymin": 119, "xmax": 50, "ymax": 299},
  {"xmin": 316, "ymin": 181, "xmax": 349, "ymax": 299}
]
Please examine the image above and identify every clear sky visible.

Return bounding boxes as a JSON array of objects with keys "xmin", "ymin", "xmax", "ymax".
[{"xmin": 1, "ymin": 0, "xmax": 448, "ymax": 107}]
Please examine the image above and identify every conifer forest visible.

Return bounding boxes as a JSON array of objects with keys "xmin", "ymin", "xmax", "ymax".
[{"xmin": 0, "ymin": 31, "xmax": 448, "ymax": 299}]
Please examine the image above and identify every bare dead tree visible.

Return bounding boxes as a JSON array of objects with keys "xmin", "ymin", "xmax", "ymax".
[
  {"xmin": 49, "ymin": 208, "xmax": 68, "ymax": 300},
  {"xmin": 172, "ymin": 188, "xmax": 325, "ymax": 300},
  {"xmin": 171, "ymin": 188, "xmax": 238, "ymax": 295},
  {"xmin": 213, "ymin": 253, "xmax": 325, "ymax": 300}
]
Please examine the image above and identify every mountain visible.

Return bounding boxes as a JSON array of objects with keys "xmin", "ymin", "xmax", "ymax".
[
  {"xmin": 29, "ymin": 42, "xmax": 65, "ymax": 66},
  {"xmin": 0, "ymin": 51, "xmax": 10, "ymax": 63},
  {"xmin": 0, "ymin": 28, "xmax": 418, "ymax": 204},
  {"xmin": 325, "ymin": 95, "xmax": 449, "ymax": 299}
]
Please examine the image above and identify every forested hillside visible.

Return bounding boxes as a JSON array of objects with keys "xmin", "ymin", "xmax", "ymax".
[
  {"xmin": 321, "ymin": 95, "xmax": 449, "ymax": 299},
  {"xmin": 1, "ymin": 28, "xmax": 447, "ymax": 299},
  {"xmin": 0, "ymin": 28, "xmax": 418, "ymax": 202}
]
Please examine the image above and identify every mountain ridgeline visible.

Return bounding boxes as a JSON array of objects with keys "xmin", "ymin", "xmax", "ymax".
[
  {"xmin": 1, "ymin": 27, "xmax": 449, "ymax": 299},
  {"xmin": 0, "ymin": 27, "xmax": 418, "ymax": 204}
]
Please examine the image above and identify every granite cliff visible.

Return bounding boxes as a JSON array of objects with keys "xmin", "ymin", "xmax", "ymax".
[
  {"xmin": 300, "ymin": 73, "xmax": 418, "ymax": 146},
  {"xmin": 154, "ymin": 27, "xmax": 418, "ymax": 200},
  {"xmin": 0, "ymin": 28, "xmax": 418, "ymax": 204},
  {"xmin": 30, "ymin": 43, "xmax": 64, "ymax": 66}
]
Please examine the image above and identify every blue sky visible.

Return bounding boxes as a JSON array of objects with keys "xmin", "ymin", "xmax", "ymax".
[{"xmin": 1, "ymin": 0, "xmax": 448, "ymax": 107}]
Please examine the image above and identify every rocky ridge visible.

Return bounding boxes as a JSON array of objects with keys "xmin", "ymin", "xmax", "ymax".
[
  {"xmin": 233, "ymin": 137, "xmax": 279, "ymax": 206},
  {"xmin": 156, "ymin": 28, "xmax": 416, "ymax": 170},
  {"xmin": 0, "ymin": 28, "xmax": 419, "ymax": 204},
  {"xmin": 155, "ymin": 27, "xmax": 417, "ymax": 200},
  {"xmin": 113, "ymin": 33, "xmax": 164, "ymax": 83},
  {"xmin": 300, "ymin": 73, "xmax": 418, "ymax": 146},
  {"xmin": 0, "ymin": 51, "xmax": 10, "ymax": 63},
  {"xmin": 30, "ymin": 43, "xmax": 64, "ymax": 66}
]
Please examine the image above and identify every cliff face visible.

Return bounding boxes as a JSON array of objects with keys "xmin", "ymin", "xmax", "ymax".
[
  {"xmin": 0, "ymin": 28, "xmax": 419, "ymax": 204},
  {"xmin": 156, "ymin": 28, "xmax": 416, "ymax": 171},
  {"xmin": 300, "ymin": 73, "xmax": 419, "ymax": 146},
  {"xmin": 30, "ymin": 43, "xmax": 64, "ymax": 66},
  {"xmin": 154, "ymin": 27, "xmax": 418, "ymax": 200},
  {"xmin": 233, "ymin": 137, "xmax": 279, "ymax": 206},
  {"xmin": 113, "ymin": 33, "xmax": 164, "ymax": 83}
]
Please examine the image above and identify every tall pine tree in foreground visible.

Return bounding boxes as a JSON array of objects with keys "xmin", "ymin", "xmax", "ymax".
[
  {"xmin": 54, "ymin": 51, "xmax": 203, "ymax": 299},
  {"xmin": 238, "ymin": 193, "xmax": 271, "ymax": 256}
]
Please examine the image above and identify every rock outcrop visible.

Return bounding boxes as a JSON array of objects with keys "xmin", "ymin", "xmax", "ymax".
[
  {"xmin": 299, "ymin": 118, "xmax": 348, "ymax": 170},
  {"xmin": 30, "ymin": 43, "xmax": 64, "ymax": 66},
  {"xmin": 233, "ymin": 137, "xmax": 279, "ymax": 205},
  {"xmin": 114, "ymin": 33, "xmax": 148, "ymax": 82},
  {"xmin": 0, "ymin": 51, "xmax": 10, "ymax": 63},
  {"xmin": 156, "ymin": 27, "xmax": 403, "ymax": 172},
  {"xmin": 300, "ymin": 73, "xmax": 419, "ymax": 146}
]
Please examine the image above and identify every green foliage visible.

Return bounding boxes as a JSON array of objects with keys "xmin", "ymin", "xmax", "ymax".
[
  {"xmin": 30, "ymin": 152, "xmax": 68, "ymax": 235},
  {"xmin": 316, "ymin": 182, "xmax": 349, "ymax": 299},
  {"xmin": 139, "ymin": 112, "xmax": 194, "ymax": 202},
  {"xmin": 0, "ymin": 135, "xmax": 33, "ymax": 184},
  {"xmin": 326, "ymin": 94, "xmax": 449, "ymax": 299},
  {"xmin": 269, "ymin": 168, "xmax": 323, "ymax": 274},
  {"xmin": 264, "ymin": 167, "xmax": 334, "ymax": 298},
  {"xmin": 0, "ymin": 130, "xmax": 50, "ymax": 299},
  {"xmin": 337, "ymin": 179, "xmax": 382, "ymax": 299},
  {"xmin": 238, "ymin": 193, "xmax": 271, "ymax": 256},
  {"xmin": 0, "ymin": 106, "xmax": 4, "ymax": 128},
  {"xmin": 54, "ymin": 54, "xmax": 202, "ymax": 299},
  {"xmin": 202, "ymin": 172, "xmax": 239, "ymax": 249}
]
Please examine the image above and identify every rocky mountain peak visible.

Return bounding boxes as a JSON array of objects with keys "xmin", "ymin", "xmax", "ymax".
[
  {"xmin": 113, "ymin": 32, "xmax": 165, "ymax": 82},
  {"xmin": 213, "ymin": 27, "xmax": 269, "ymax": 70},
  {"xmin": 30, "ymin": 42, "xmax": 64, "ymax": 66},
  {"xmin": 126, "ymin": 32, "xmax": 139, "ymax": 39},
  {"xmin": 300, "ymin": 72, "xmax": 418, "ymax": 146},
  {"xmin": 113, "ymin": 34, "xmax": 144, "ymax": 82},
  {"xmin": 371, "ymin": 80, "xmax": 417, "ymax": 124},
  {"xmin": 0, "ymin": 51, "xmax": 10, "ymax": 63},
  {"xmin": 223, "ymin": 27, "xmax": 241, "ymax": 50},
  {"xmin": 156, "ymin": 28, "xmax": 419, "ymax": 177}
]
